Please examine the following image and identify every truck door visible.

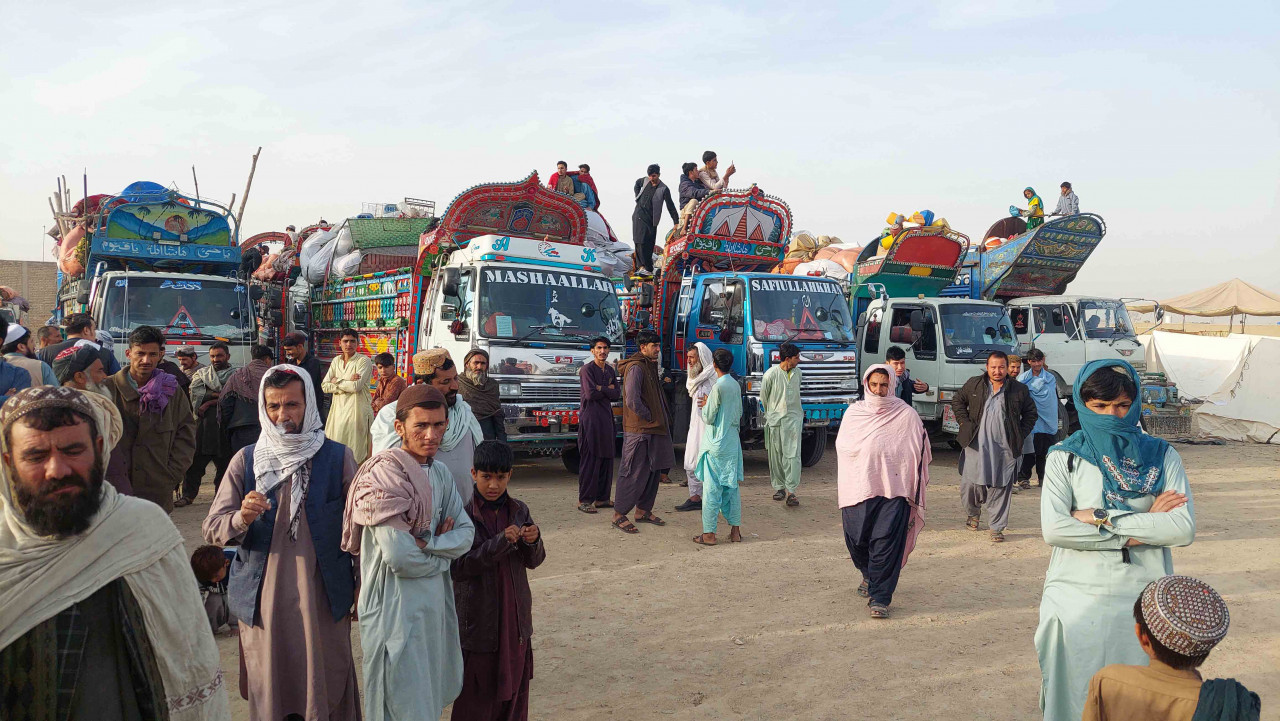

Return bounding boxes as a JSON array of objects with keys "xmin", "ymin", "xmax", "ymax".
[
  {"xmin": 1009, "ymin": 306, "xmax": 1032, "ymax": 355},
  {"xmin": 1032, "ymin": 301, "xmax": 1087, "ymax": 383},
  {"xmin": 690, "ymin": 277, "xmax": 745, "ymax": 369},
  {"xmin": 885, "ymin": 304, "xmax": 940, "ymax": 406}
]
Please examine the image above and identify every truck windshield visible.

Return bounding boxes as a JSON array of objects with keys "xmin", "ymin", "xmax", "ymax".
[
  {"xmin": 939, "ymin": 305, "xmax": 1017, "ymax": 359},
  {"xmin": 101, "ymin": 277, "xmax": 251, "ymax": 340},
  {"xmin": 478, "ymin": 268, "xmax": 623, "ymax": 343},
  {"xmin": 748, "ymin": 279, "xmax": 853, "ymax": 342},
  {"xmin": 1078, "ymin": 299, "xmax": 1136, "ymax": 339}
]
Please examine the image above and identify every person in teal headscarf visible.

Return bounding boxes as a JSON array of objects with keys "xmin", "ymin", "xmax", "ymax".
[
  {"xmin": 1024, "ymin": 187, "xmax": 1045, "ymax": 229},
  {"xmin": 1035, "ymin": 360, "xmax": 1197, "ymax": 721}
]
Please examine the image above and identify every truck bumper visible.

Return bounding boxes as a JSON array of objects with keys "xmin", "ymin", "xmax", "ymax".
[{"xmin": 500, "ymin": 402, "xmax": 621, "ymax": 452}]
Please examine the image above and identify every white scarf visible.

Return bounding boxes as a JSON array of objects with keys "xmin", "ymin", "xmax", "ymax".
[
  {"xmin": 685, "ymin": 342, "xmax": 716, "ymax": 395},
  {"xmin": 441, "ymin": 395, "xmax": 484, "ymax": 452},
  {"xmin": 0, "ymin": 395, "xmax": 228, "ymax": 719},
  {"xmin": 253, "ymin": 363, "xmax": 326, "ymax": 539}
]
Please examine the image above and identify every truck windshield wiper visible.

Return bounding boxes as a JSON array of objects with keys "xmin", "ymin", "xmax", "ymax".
[{"xmin": 512, "ymin": 324, "xmax": 583, "ymax": 344}]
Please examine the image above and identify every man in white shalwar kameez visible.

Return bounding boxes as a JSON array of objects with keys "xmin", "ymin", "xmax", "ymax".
[
  {"xmin": 675, "ymin": 343, "xmax": 715, "ymax": 513},
  {"xmin": 321, "ymin": 329, "xmax": 374, "ymax": 464},
  {"xmin": 343, "ymin": 384, "xmax": 475, "ymax": 721}
]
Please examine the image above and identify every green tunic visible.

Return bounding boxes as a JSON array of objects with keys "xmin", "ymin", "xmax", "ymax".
[
  {"xmin": 759, "ymin": 364, "xmax": 802, "ymax": 492},
  {"xmin": 697, "ymin": 374, "xmax": 745, "ymax": 533},
  {"xmin": 1035, "ymin": 447, "xmax": 1195, "ymax": 721}
]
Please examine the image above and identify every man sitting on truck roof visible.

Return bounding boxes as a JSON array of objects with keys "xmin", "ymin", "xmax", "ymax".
[
  {"xmin": 679, "ymin": 162, "xmax": 712, "ymax": 228},
  {"xmin": 698, "ymin": 150, "xmax": 736, "ymax": 192}
]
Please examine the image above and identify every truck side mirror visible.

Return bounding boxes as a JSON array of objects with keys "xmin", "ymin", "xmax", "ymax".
[
  {"xmin": 77, "ymin": 290, "xmax": 90, "ymax": 305},
  {"xmin": 856, "ymin": 311, "xmax": 867, "ymax": 327},
  {"xmin": 1154, "ymin": 306, "xmax": 1165, "ymax": 323},
  {"xmin": 638, "ymin": 284, "xmax": 653, "ymax": 308},
  {"xmin": 909, "ymin": 309, "xmax": 924, "ymax": 332},
  {"xmin": 441, "ymin": 267, "xmax": 461, "ymax": 298},
  {"xmin": 635, "ymin": 309, "xmax": 651, "ymax": 327},
  {"xmin": 292, "ymin": 302, "xmax": 309, "ymax": 327},
  {"xmin": 249, "ymin": 286, "xmax": 265, "ymax": 303}
]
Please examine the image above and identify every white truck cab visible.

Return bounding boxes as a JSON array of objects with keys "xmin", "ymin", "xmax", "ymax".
[{"xmin": 1004, "ymin": 294, "xmax": 1148, "ymax": 387}]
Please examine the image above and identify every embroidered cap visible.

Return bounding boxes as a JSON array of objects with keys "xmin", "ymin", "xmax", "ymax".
[
  {"xmin": 412, "ymin": 348, "xmax": 452, "ymax": 377},
  {"xmin": 1140, "ymin": 575, "xmax": 1230, "ymax": 657},
  {"xmin": 0, "ymin": 386, "xmax": 97, "ymax": 433}
]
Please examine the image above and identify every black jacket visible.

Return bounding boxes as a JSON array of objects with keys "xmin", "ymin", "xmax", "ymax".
[
  {"xmin": 451, "ymin": 494, "xmax": 546, "ymax": 653},
  {"xmin": 678, "ymin": 174, "xmax": 711, "ymax": 208},
  {"xmin": 290, "ymin": 352, "xmax": 328, "ymax": 420},
  {"xmin": 952, "ymin": 373, "xmax": 1037, "ymax": 453}
]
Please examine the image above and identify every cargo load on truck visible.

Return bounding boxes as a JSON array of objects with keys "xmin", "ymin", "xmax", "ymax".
[
  {"xmin": 850, "ymin": 215, "xmax": 970, "ymax": 302},
  {"xmin": 940, "ymin": 213, "xmax": 1107, "ymax": 301}
]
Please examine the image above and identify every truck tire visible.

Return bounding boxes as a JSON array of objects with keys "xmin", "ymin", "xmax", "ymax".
[
  {"xmin": 800, "ymin": 428, "xmax": 827, "ymax": 467},
  {"xmin": 561, "ymin": 445, "xmax": 581, "ymax": 475}
]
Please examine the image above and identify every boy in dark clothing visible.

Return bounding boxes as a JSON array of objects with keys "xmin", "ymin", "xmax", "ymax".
[
  {"xmin": 451, "ymin": 441, "xmax": 546, "ymax": 721},
  {"xmin": 190, "ymin": 544, "xmax": 236, "ymax": 635}
]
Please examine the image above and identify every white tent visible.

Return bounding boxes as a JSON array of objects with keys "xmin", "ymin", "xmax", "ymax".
[
  {"xmin": 1194, "ymin": 337, "xmax": 1280, "ymax": 444},
  {"xmin": 1138, "ymin": 331, "xmax": 1261, "ymax": 401}
]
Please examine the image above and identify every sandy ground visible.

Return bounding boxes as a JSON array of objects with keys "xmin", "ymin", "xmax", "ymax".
[{"xmin": 171, "ymin": 441, "xmax": 1280, "ymax": 721}]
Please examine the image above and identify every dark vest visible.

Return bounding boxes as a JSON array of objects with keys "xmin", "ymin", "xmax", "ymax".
[
  {"xmin": 227, "ymin": 440, "xmax": 354, "ymax": 626},
  {"xmin": 620, "ymin": 354, "xmax": 667, "ymax": 435}
]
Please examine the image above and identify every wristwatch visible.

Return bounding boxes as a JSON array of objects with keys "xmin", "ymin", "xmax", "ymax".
[{"xmin": 1092, "ymin": 508, "xmax": 1108, "ymax": 527}]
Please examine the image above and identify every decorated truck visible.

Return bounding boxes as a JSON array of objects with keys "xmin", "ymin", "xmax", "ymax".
[
  {"xmin": 50, "ymin": 181, "xmax": 254, "ymax": 366},
  {"xmin": 938, "ymin": 213, "xmax": 1156, "ymax": 386},
  {"xmin": 625, "ymin": 185, "xmax": 859, "ymax": 467},
  {"xmin": 305, "ymin": 173, "xmax": 623, "ymax": 471}
]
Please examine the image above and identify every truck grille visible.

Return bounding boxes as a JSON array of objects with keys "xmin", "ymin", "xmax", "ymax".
[
  {"xmin": 799, "ymin": 362, "xmax": 859, "ymax": 395},
  {"xmin": 507, "ymin": 380, "xmax": 580, "ymax": 404}
]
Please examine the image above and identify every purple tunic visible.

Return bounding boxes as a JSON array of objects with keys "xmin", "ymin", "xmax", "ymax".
[{"xmin": 578, "ymin": 362, "xmax": 620, "ymax": 458}]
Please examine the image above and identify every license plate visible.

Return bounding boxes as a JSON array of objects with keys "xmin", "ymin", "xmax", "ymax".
[{"xmin": 942, "ymin": 404, "xmax": 959, "ymax": 434}]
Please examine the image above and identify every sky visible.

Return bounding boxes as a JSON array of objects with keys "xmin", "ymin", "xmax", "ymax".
[{"xmin": 2, "ymin": 0, "xmax": 1278, "ymax": 302}]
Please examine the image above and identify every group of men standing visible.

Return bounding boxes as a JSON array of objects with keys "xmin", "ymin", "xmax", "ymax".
[{"xmin": 575, "ymin": 335, "xmax": 806, "ymax": 539}]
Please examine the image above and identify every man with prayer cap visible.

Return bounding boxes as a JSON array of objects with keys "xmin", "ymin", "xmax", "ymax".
[
  {"xmin": 174, "ymin": 345, "xmax": 202, "ymax": 379},
  {"xmin": 0, "ymin": 386, "xmax": 229, "ymax": 720},
  {"xmin": 0, "ymin": 317, "xmax": 32, "ymax": 397},
  {"xmin": 372, "ymin": 348, "xmax": 483, "ymax": 503},
  {"xmin": 53, "ymin": 343, "xmax": 109, "ymax": 393},
  {"xmin": 321, "ymin": 328, "xmax": 374, "ymax": 464},
  {"xmin": 343, "ymin": 383, "xmax": 475, "ymax": 721},
  {"xmin": 459, "ymin": 348, "xmax": 505, "ymax": 441},
  {"xmin": 3, "ymin": 323, "xmax": 58, "ymax": 386},
  {"xmin": 203, "ymin": 364, "xmax": 361, "ymax": 721},
  {"xmin": 1083, "ymin": 575, "xmax": 1259, "ymax": 721}
]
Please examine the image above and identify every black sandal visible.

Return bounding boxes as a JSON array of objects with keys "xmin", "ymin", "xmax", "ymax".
[
  {"xmin": 692, "ymin": 534, "xmax": 716, "ymax": 546},
  {"xmin": 857, "ymin": 580, "xmax": 870, "ymax": 598},
  {"xmin": 578, "ymin": 502, "xmax": 597, "ymax": 514},
  {"xmin": 612, "ymin": 517, "xmax": 639, "ymax": 534},
  {"xmin": 785, "ymin": 493, "xmax": 799, "ymax": 507},
  {"xmin": 869, "ymin": 602, "xmax": 891, "ymax": 619},
  {"xmin": 635, "ymin": 512, "xmax": 666, "ymax": 526},
  {"xmin": 772, "ymin": 489, "xmax": 786, "ymax": 501}
]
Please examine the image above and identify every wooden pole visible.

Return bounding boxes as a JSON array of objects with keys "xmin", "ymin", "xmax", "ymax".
[
  {"xmin": 191, "ymin": 165, "xmax": 201, "ymax": 206},
  {"xmin": 235, "ymin": 147, "xmax": 262, "ymax": 233}
]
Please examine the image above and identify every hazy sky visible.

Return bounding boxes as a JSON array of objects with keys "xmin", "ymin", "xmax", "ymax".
[{"xmin": 3, "ymin": 0, "xmax": 1277, "ymax": 301}]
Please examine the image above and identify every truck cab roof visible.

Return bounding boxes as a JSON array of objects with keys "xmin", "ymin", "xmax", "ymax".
[
  {"xmin": 98, "ymin": 270, "xmax": 243, "ymax": 282},
  {"xmin": 1005, "ymin": 294, "xmax": 1119, "ymax": 306}
]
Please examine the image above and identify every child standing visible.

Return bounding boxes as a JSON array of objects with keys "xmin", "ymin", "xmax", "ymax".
[
  {"xmin": 190, "ymin": 544, "xmax": 236, "ymax": 635},
  {"xmin": 450, "ymin": 440, "xmax": 546, "ymax": 721},
  {"xmin": 1083, "ymin": 575, "xmax": 1260, "ymax": 721}
]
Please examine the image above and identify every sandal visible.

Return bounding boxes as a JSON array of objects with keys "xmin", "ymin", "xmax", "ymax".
[
  {"xmin": 612, "ymin": 517, "xmax": 639, "ymax": 534},
  {"xmin": 692, "ymin": 534, "xmax": 716, "ymax": 546},
  {"xmin": 578, "ymin": 502, "xmax": 598, "ymax": 514},
  {"xmin": 785, "ymin": 493, "xmax": 799, "ymax": 507},
  {"xmin": 174, "ymin": 497, "xmax": 192, "ymax": 508},
  {"xmin": 857, "ymin": 580, "xmax": 870, "ymax": 598},
  {"xmin": 772, "ymin": 489, "xmax": 786, "ymax": 501},
  {"xmin": 729, "ymin": 527, "xmax": 743, "ymax": 543},
  {"xmin": 1018, "ymin": 479, "xmax": 1031, "ymax": 490},
  {"xmin": 991, "ymin": 530, "xmax": 1005, "ymax": 543},
  {"xmin": 635, "ymin": 512, "xmax": 666, "ymax": 526},
  {"xmin": 869, "ymin": 602, "xmax": 891, "ymax": 619},
  {"xmin": 966, "ymin": 516, "xmax": 980, "ymax": 531}
]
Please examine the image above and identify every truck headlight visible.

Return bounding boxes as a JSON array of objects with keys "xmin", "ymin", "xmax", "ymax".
[
  {"xmin": 938, "ymin": 389, "xmax": 955, "ymax": 401},
  {"xmin": 499, "ymin": 383, "xmax": 522, "ymax": 398}
]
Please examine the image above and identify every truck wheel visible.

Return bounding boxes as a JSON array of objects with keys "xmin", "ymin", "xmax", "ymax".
[
  {"xmin": 561, "ymin": 446, "xmax": 581, "ymax": 475},
  {"xmin": 800, "ymin": 428, "xmax": 827, "ymax": 467}
]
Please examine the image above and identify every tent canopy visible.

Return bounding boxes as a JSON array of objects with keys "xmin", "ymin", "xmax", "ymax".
[{"xmin": 1128, "ymin": 278, "xmax": 1280, "ymax": 317}]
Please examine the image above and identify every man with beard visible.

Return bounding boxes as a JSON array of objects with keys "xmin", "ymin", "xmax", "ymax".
[
  {"xmin": 38, "ymin": 313, "xmax": 120, "ymax": 376},
  {"xmin": 372, "ymin": 348, "xmax": 483, "ymax": 504},
  {"xmin": 203, "ymin": 366, "xmax": 361, "ymax": 721},
  {"xmin": 343, "ymin": 384, "xmax": 475, "ymax": 720},
  {"xmin": 0, "ymin": 318, "xmax": 32, "ymax": 398},
  {"xmin": 178, "ymin": 341, "xmax": 235, "ymax": 507},
  {"xmin": 174, "ymin": 346, "xmax": 203, "ymax": 379},
  {"xmin": 53, "ymin": 344, "xmax": 130, "ymax": 495},
  {"xmin": 220, "ymin": 345, "xmax": 275, "ymax": 456},
  {"xmin": 3, "ymin": 324, "xmax": 59, "ymax": 386},
  {"xmin": 459, "ymin": 348, "xmax": 505, "ymax": 441},
  {"xmin": 0, "ymin": 386, "xmax": 229, "ymax": 721},
  {"xmin": 611, "ymin": 330, "xmax": 674, "ymax": 534},
  {"xmin": 105, "ymin": 325, "xmax": 196, "ymax": 513}
]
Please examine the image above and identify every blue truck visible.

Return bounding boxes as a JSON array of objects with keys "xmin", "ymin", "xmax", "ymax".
[
  {"xmin": 624, "ymin": 186, "xmax": 858, "ymax": 466},
  {"xmin": 51, "ymin": 181, "xmax": 256, "ymax": 366}
]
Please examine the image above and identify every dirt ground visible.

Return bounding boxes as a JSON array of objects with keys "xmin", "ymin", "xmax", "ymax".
[{"xmin": 171, "ymin": 441, "xmax": 1280, "ymax": 721}]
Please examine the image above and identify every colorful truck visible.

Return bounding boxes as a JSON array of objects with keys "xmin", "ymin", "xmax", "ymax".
[
  {"xmin": 51, "ymin": 181, "xmax": 255, "ymax": 365},
  {"xmin": 305, "ymin": 173, "xmax": 624, "ymax": 471},
  {"xmin": 626, "ymin": 185, "xmax": 859, "ymax": 467}
]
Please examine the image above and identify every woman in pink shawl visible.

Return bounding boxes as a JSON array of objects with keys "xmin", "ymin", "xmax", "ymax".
[{"xmin": 835, "ymin": 364, "xmax": 931, "ymax": 619}]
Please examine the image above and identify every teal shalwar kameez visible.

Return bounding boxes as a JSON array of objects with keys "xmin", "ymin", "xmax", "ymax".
[
  {"xmin": 1035, "ymin": 360, "xmax": 1195, "ymax": 721},
  {"xmin": 759, "ymin": 363, "xmax": 802, "ymax": 493},
  {"xmin": 696, "ymin": 374, "xmax": 744, "ymax": 533}
]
